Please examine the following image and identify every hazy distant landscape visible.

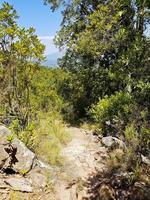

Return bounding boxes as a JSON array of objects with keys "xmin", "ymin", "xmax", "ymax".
[{"xmin": 43, "ymin": 51, "xmax": 64, "ymax": 66}]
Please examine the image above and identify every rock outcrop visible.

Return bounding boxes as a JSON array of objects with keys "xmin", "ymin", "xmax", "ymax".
[{"xmin": 0, "ymin": 125, "xmax": 53, "ymax": 196}]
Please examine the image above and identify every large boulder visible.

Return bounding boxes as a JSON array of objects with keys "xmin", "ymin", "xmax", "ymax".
[
  {"xmin": 0, "ymin": 126, "xmax": 14, "ymax": 170},
  {"xmin": 11, "ymin": 139, "xmax": 35, "ymax": 173},
  {"xmin": 0, "ymin": 125, "xmax": 57, "ymax": 197},
  {"xmin": 0, "ymin": 126, "xmax": 35, "ymax": 173}
]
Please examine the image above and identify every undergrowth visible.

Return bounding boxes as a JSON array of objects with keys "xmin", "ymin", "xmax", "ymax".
[{"xmin": 9, "ymin": 112, "xmax": 71, "ymax": 166}]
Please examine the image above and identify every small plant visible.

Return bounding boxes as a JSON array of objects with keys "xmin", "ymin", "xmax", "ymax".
[
  {"xmin": 107, "ymin": 148, "xmax": 125, "ymax": 172},
  {"xmin": 131, "ymin": 161, "xmax": 143, "ymax": 182},
  {"xmin": 9, "ymin": 119, "xmax": 20, "ymax": 135},
  {"xmin": 18, "ymin": 121, "xmax": 36, "ymax": 150},
  {"xmin": 19, "ymin": 169, "xmax": 29, "ymax": 176},
  {"xmin": 7, "ymin": 134, "xmax": 15, "ymax": 142},
  {"xmin": 76, "ymin": 177, "xmax": 84, "ymax": 193},
  {"xmin": 124, "ymin": 123, "xmax": 139, "ymax": 150}
]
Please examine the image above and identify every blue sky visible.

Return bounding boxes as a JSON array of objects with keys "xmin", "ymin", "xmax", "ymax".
[
  {"xmin": 0, "ymin": 1, "xmax": 149, "ymax": 55},
  {"xmin": 0, "ymin": 0, "xmax": 62, "ymax": 55}
]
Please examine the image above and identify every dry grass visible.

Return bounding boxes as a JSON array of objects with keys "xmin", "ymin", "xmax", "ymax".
[{"xmin": 32, "ymin": 115, "xmax": 71, "ymax": 165}]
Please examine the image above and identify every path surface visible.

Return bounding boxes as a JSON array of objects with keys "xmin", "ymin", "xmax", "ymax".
[
  {"xmin": 54, "ymin": 127, "xmax": 108, "ymax": 200},
  {"xmin": 0, "ymin": 126, "xmax": 108, "ymax": 200}
]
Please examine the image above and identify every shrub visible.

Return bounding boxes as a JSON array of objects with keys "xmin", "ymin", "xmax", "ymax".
[
  {"xmin": 90, "ymin": 91, "xmax": 132, "ymax": 136},
  {"xmin": 124, "ymin": 123, "xmax": 139, "ymax": 151},
  {"xmin": 107, "ymin": 122, "xmax": 149, "ymax": 184}
]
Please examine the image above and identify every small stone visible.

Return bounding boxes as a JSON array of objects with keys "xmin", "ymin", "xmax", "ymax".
[
  {"xmin": 141, "ymin": 154, "xmax": 150, "ymax": 165},
  {"xmin": 102, "ymin": 136, "xmax": 126, "ymax": 149}
]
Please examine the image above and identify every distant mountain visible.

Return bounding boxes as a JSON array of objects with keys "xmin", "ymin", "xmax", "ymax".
[{"xmin": 42, "ymin": 51, "xmax": 64, "ymax": 67}]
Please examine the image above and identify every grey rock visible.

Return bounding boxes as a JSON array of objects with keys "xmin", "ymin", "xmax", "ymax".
[
  {"xmin": 0, "ymin": 125, "xmax": 35, "ymax": 173},
  {"xmin": 101, "ymin": 136, "xmax": 126, "ymax": 149},
  {"xmin": 0, "ymin": 179, "xmax": 10, "ymax": 189},
  {"xmin": 0, "ymin": 126, "xmax": 12, "ymax": 144},
  {"xmin": 28, "ymin": 169, "xmax": 47, "ymax": 188},
  {"xmin": 0, "ymin": 145, "xmax": 9, "ymax": 169},
  {"xmin": 0, "ymin": 126, "xmax": 13, "ymax": 170},
  {"xmin": 141, "ymin": 154, "xmax": 150, "ymax": 165},
  {"xmin": 33, "ymin": 159, "xmax": 52, "ymax": 170},
  {"xmin": 5, "ymin": 177, "xmax": 33, "ymax": 192},
  {"xmin": 0, "ymin": 125, "xmax": 55, "ymax": 193},
  {"xmin": 11, "ymin": 138, "xmax": 35, "ymax": 173}
]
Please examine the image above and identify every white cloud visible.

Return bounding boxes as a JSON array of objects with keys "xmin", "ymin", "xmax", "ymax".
[{"xmin": 38, "ymin": 35, "xmax": 54, "ymax": 41}]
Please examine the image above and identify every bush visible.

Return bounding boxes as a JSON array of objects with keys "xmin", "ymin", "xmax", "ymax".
[
  {"xmin": 124, "ymin": 123, "xmax": 139, "ymax": 151},
  {"xmin": 90, "ymin": 91, "xmax": 132, "ymax": 136}
]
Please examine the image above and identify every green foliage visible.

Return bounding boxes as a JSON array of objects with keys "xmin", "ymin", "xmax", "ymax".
[
  {"xmin": 107, "ymin": 121, "xmax": 149, "ymax": 185},
  {"xmin": 19, "ymin": 169, "xmax": 29, "ymax": 176},
  {"xmin": 90, "ymin": 92, "xmax": 132, "ymax": 135},
  {"xmin": 18, "ymin": 121, "xmax": 36, "ymax": 149},
  {"xmin": 46, "ymin": 0, "xmax": 150, "ymax": 122},
  {"xmin": 0, "ymin": 3, "xmax": 72, "ymax": 168},
  {"xmin": 0, "ymin": 1, "xmax": 149, "ymax": 190},
  {"xmin": 125, "ymin": 123, "xmax": 139, "ymax": 149},
  {"xmin": 90, "ymin": 92, "xmax": 132, "ymax": 123},
  {"xmin": 8, "ymin": 119, "xmax": 20, "ymax": 135},
  {"xmin": 0, "ymin": 2, "xmax": 45, "ymax": 126},
  {"xmin": 33, "ymin": 115, "xmax": 70, "ymax": 165},
  {"xmin": 45, "ymin": 2, "xmax": 150, "ymax": 179},
  {"xmin": 30, "ymin": 67, "xmax": 66, "ymax": 113},
  {"xmin": 44, "ymin": 0, "xmax": 150, "ymax": 193},
  {"xmin": 6, "ymin": 134, "xmax": 14, "ymax": 142},
  {"xmin": 19, "ymin": 113, "xmax": 70, "ymax": 165}
]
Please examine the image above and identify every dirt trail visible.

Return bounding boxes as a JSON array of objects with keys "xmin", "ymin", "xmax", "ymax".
[
  {"xmin": 0, "ymin": 127, "xmax": 108, "ymax": 200},
  {"xmin": 54, "ymin": 127, "xmax": 108, "ymax": 200}
]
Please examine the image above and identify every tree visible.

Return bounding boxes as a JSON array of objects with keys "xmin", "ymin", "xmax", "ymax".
[
  {"xmin": 45, "ymin": 0, "xmax": 150, "ymax": 192},
  {"xmin": 0, "ymin": 2, "xmax": 45, "ymax": 125},
  {"xmin": 45, "ymin": 0, "xmax": 150, "ymax": 120}
]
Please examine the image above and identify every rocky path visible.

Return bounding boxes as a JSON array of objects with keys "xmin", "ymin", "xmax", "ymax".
[
  {"xmin": 0, "ymin": 126, "xmax": 109, "ymax": 200},
  {"xmin": 54, "ymin": 127, "xmax": 108, "ymax": 200},
  {"xmin": 0, "ymin": 126, "xmax": 149, "ymax": 200}
]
